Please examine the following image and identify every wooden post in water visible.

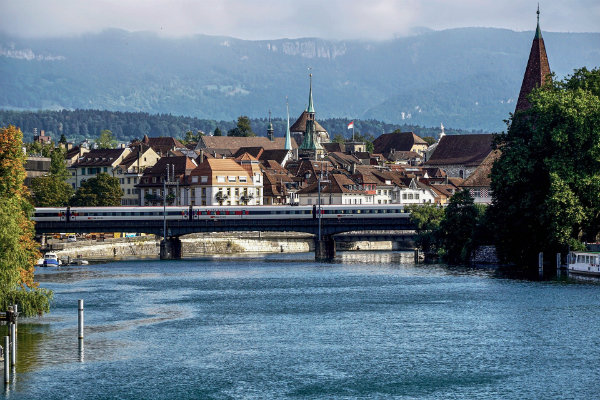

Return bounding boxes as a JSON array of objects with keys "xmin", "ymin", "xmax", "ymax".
[
  {"xmin": 4, "ymin": 336, "xmax": 9, "ymax": 384},
  {"xmin": 78, "ymin": 299, "xmax": 84, "ymax": 339},
  {"xmin": 556, "ymin": 253, "xmax": 561, "ymax": 270},
  {"xmin": 538, "ymin": 252, "xmax": 543, "ymax": 270},
  {"xmin": 10, "ymin": 324, "xmax": 15, "ymax": 367}
]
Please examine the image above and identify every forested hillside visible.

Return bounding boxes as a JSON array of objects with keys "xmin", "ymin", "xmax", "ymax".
[
  {"xmin": 2, "ymin": 28, "xmax": 598, "ymax": 131},
  {"xmin": 0, "ymin": 109, "xmax": 479, "ymax": 144}
]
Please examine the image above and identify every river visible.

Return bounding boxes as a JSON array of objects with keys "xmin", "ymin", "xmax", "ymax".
[{"xmin": 3, "ymin": 251, "xmax": 600, "ymax": 399}]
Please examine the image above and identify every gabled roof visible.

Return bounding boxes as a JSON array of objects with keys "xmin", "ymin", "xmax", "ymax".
[
  {"xmin": 258, "ymin": 150, "xmax": 291, "ymax": 165},
  {"xmin": 290, "ymin": 111, "xmax": 327, "ymax": 133},
  {"xmin": 71, "ymin": 148, "xmax": 128, "ymax": 167},
  {"xmin": 460, "ymin": 150, "xmax": 501, "ymax": 188},
  {"xmin": 141, "ymin": 136, "xmax": 185, "ymax": 155},
  {"xmin": 384, "ymin": 150, "xmax": 422, "ymax": 162},
  {"xmin": 139, "ymin": 155, "xmax": 197, "ymax": 183},
  {"xmin": 296, "ymin": 173, "xmax": 362, "ymax": 195},
  {"xmin": 425, "ymin": 134, "xmax": 494, "ymax": 167},
  {"xmin": 373, "ymin": 132, "xmax": 427, "ymax": 154},
  {"xmin": 233, "ymin": 147, "xmax": 264, "ymax": 159}
]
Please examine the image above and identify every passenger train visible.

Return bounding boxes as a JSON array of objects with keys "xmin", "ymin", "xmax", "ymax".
[{"xmin": 32, "ymin": 205, "xmax": 408, "ymax": 222}]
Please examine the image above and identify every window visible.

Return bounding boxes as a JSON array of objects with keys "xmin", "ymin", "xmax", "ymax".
[
  {"xmin": 239, "ymin": 176, "xmax": 247, "ymax": 183},
  {"xmin": 201, "ymin": 176, "xmax": 208, "ymax": 183},
  {"xmin": 192, "ymin": 176, "xmax": 198, "ymax": 183},
  {"xmin": 127, "ymin": 189, "xmax": 131, "ymax": 194},
  {"xmin": 217, "ymin": 176, "xmax": 225, "ymax": 183},
  {"xmin": 415, "ymin": 193, "xmax": 420, "ymax": 200},
  {"xmin": 235, "ymin": 188, "xmax": 239, "ymax": 196},
  {"xmin": 228, "ymin": 176, "xmax": 236, "ymax": 182},
  {"xmin": 408, "ymin": 193, "xmax": 414, "ymax": 200},
  {"xmin": 127, "ymin": 177, "xmax": 131, "ymax": 184},
  {"xmin": 308, "ymin": 199, "xmax": 312, "ymax": 205},
  {"xmin": 402, "ymin": 193, "xmax": 407, "ymax": 200},
  {"xmin": 201, "ymin": 188, "xmax": 206, "ymax": 196},
  {"xmin": 103, "ymin": 167, "xmax": 108, "ymax": 173}
]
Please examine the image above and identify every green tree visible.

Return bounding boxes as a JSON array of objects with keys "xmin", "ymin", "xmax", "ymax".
[
  {"xmin": 96, "ymin": 129, "xmax": 117, "ymax": 149},
  {"xmin": 422, "ymin": 136, "xmax": 436, "ymax": 146},
  {"xmin": 438, "ymin": 190, "xmax": 481, "ymax": 264},
  {"xmin": 214, "ymin": 127, "xmax": 222, "ymax": 136},
  {"xmin": 29, "ymin": 177, "xmax": 73, "ymax": 207},
  {"xmin": 59, "ymin": 133, "xmax": 67, "ymax": 145},
  {"xmin": 70, "ymin": 173, "xmax": 122, "ymax": 206},
  {"xmin": 0, "ymin": 126, "xmax": 52, "ymax": 316},
  {"xmin": 49, "ymin": 147, "xmax": 68, "ymax": 180},
  {"xmin": 490, "ymin": 67, "xmax": 600, "ymax": 265},
  {"xmin": 332, "ymin": 133, "xmax": 345, "ymax": 144},
  {"xmin": 407, "ymin": 203, "xmax": 445, "ymax": 254},
  {"xmin": 228, "ymin": 116, "xmax": 255, "ymax": 137}
]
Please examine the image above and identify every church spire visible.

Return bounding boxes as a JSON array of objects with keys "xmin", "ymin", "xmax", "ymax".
[
  {"xmin": 267, "ymin": 110, "xmax": 274, "ymax": 141},
  {"xmin": 515, "ymin": 5, "xmax": 551, "ymax": 113},
  {"xmin": 284, "ymin": 97, "xmax": 292, "ymax": 150},
  {"xmin": 307, "ymin": 70, "xmax": 315, "ymax": 114}
]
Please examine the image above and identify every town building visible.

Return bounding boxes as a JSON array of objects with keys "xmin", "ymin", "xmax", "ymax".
[
  {"xmin": 67, "ymin": 148, "xmax": 131, "ymax": 190},
  {"xmin": 113, "ymin": 145, "xmax": 161, "ymax": 205},
  {"xmin": 373, "ymin": 131, "xmax": 428, "ymax": 158},
  {"xmin": 187, "ymin": 158, "xmax": 263, "ymax": 206},
  {"xmin": 424, "ymin": 134, "xmax": 495, "ymax": 179}
]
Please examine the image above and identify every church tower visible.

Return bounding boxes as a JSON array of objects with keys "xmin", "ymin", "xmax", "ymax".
[
  {"xmin": 515, "ymin": 6, "xmax": 551, "ymax": 113},
  {"xmin": 299, "ymin": 72, "xmax": 324, "ymax": 159}
]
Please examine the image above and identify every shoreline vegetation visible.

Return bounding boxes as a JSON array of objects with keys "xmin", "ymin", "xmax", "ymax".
[{"xmin": 0, "ymin": 126, "xmax": 52, "ymax": 316}]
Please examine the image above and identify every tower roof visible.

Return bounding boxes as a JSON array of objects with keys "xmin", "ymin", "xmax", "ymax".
[
  {"xmin": 307, "ymin": 73, "xmax": 315, "ymax": 114},
  {"xmin": 515, "ymin": 7, "xmax": 551, "ymax": 113}
]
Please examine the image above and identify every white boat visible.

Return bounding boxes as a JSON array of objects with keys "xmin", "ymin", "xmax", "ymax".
[
  {"xmin": 42, "ymin": 252, "xmax": 61, "ymax": 267},
  {"xmin": 568, "ymin": 251, "xmax": 600, "ymax": 276}
]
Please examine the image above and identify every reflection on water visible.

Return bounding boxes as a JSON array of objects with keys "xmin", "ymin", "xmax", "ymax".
[{"xmin": 6, "ymin": 251, "xmax": 600, "ymax": 399}]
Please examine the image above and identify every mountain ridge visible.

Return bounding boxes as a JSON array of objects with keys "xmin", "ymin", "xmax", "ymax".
[{"xmin": 1, "ymin": 28, "xmax": 599, "ymax": 131}]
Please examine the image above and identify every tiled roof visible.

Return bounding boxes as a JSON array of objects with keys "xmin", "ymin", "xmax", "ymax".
[
  {"xmin": 460, "ymin": 150, "xmax": 501, "ymax": 188},
  {"xmin": 290, "ymin": 111, "xmax": 327, "ymax": 133},
  {"xmin": 373, "ymin": 132, "xmax": 427, "ymax": 154},
  {"xmin": 139, "ymin": 156, "xmax": 197, "ymax": 185},
  {"xmin": 384, "ymin": 150, "xmax": 422, "ymax": 162},
  {"xmin": 71, "ymin": 148, "xmax": 128, "ymax": 167},
  {"xmin": 258, "ymin": 150, "xmax": 290, "ymax": 165},
  {"xmin": 322, "ymin": 142, "xmax": 345, "ymax": 153},
  {"xmin": 198, "ymin": 136, "xmax": 297, "ymax": 152},
  {"xmin": 425, "ymin": 134, "xmax": 494, "ymax": 167},
  {"xmin": 142, "ymin": 136, "xmax": 185, "ymax": 155},
  {"xmin": 233, "ymin": 147, "xmax": 264, "ymax": 159},
  {"xmin": 515, "ymin": 23, "xmax": 551, "ymax": 113}
]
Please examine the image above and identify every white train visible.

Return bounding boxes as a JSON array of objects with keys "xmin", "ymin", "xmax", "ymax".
[{"xmin": 32, "ymin": 205, "xmax": 408, "ymax": 222}]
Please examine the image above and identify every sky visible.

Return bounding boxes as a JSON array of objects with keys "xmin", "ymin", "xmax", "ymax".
[{"xmin": 1, "ymin": 0, "xmax": 599, "ymax": 40}]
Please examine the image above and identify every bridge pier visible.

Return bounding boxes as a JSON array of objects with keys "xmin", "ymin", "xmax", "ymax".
[
  {"xmin": 315, "ymin": 236, "xmax": 336, "ymax": 261},
  {"xmin": 160, "ymin": 237, "xmax": 182, "ymax": 260}
]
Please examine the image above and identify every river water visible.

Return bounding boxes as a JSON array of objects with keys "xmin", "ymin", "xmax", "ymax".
[{"xmin": 3, "ymin": 251, "xmax": 600, "ymax": 399}]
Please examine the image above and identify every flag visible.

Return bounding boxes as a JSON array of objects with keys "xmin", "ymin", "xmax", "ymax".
[{"xmin": 347, "ymin": 121, "xmax": 354, "ymax": 130}]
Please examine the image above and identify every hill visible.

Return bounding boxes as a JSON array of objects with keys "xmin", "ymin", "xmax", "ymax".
[{"xmin": 1, "ymin": 28, "xmax": 598, "ymax": 131}]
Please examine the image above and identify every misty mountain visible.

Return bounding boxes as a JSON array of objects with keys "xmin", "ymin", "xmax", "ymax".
[{"xmin": 1, "ymin": 28, "xmax": 598, "ymax": 131}]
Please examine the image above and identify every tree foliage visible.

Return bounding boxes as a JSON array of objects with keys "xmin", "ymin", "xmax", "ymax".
[
  {"xmin": 0, "ymin": 126, "xmax": 52, "ymax": 316},
  {"xmin": 438, "ymin": 190, "xmax": 482, "ymax": 264},
  {"xmin": 70, "ymin": 173, "xmax": 122, "ymax": 206},
  {"xmin": 407, "ymin": 204, "xmax": 444, "ymax": 254},
  {"xmin": 228, "ymin": 116, "xmax": 256, "ymax": 137},
  {"xmin": 490, "ymin": 67, "xmax": 600, "ymax": 265},
  {"xmin": 96, "ymin": 129, "xmax": 117, "ymax": 149}
]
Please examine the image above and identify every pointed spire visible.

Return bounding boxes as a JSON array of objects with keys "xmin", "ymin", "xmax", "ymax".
[
  {"xmin": 515, "ymin": 6, "xmax": 551, "ymax": 113},
  {"xmin": 535, "ymin": 4, "xmax": 542, "ymax": 39},
  {"xmin": 284, "ymin": 97, "xmax": 292, "ymax": 150},
  {"xmin": 307, "ymin": 69, "xmax": 315, "ymax": 114},
  {"xmin": 267, "ymin": 109, "xmax": 274, "ymax": 141}
]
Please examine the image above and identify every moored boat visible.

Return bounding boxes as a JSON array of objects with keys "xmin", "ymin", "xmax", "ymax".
[
  {"xmin": 568, "ymin": 251, "xmax": 600, "ymax": 276},
  {"xmin": 42, "ymin": 252, "xmax": 61, "ymax": 267}
]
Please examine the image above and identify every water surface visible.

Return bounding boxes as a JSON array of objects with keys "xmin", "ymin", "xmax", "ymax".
[{"xmin": 4, "ymin": 252, "xmax": 600, "ymax": 399}]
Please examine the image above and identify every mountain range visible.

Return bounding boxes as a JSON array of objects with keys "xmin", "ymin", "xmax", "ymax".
[{"xmin": 1, "ymin": 28, "xmax": 599, "ymax": 132}]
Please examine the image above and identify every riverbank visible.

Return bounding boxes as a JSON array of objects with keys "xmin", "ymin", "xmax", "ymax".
[{"xmin": 43, "ymin": 232, "xmax": 413, "ymax": 260}]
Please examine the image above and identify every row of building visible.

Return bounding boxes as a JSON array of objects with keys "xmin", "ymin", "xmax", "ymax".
[{"xmin": 27, "ymin": 10, "xmax": 551, "ymax": 208}]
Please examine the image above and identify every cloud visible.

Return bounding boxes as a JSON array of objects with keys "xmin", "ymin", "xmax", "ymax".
[{"xmin": 1, "ymin": 0, "xmax": 598, "ymax": 40}]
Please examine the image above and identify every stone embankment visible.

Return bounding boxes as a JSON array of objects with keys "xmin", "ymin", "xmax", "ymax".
[{"xmin": 48, "ymin": 232, "xmax": 314, "ymax": 260}]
